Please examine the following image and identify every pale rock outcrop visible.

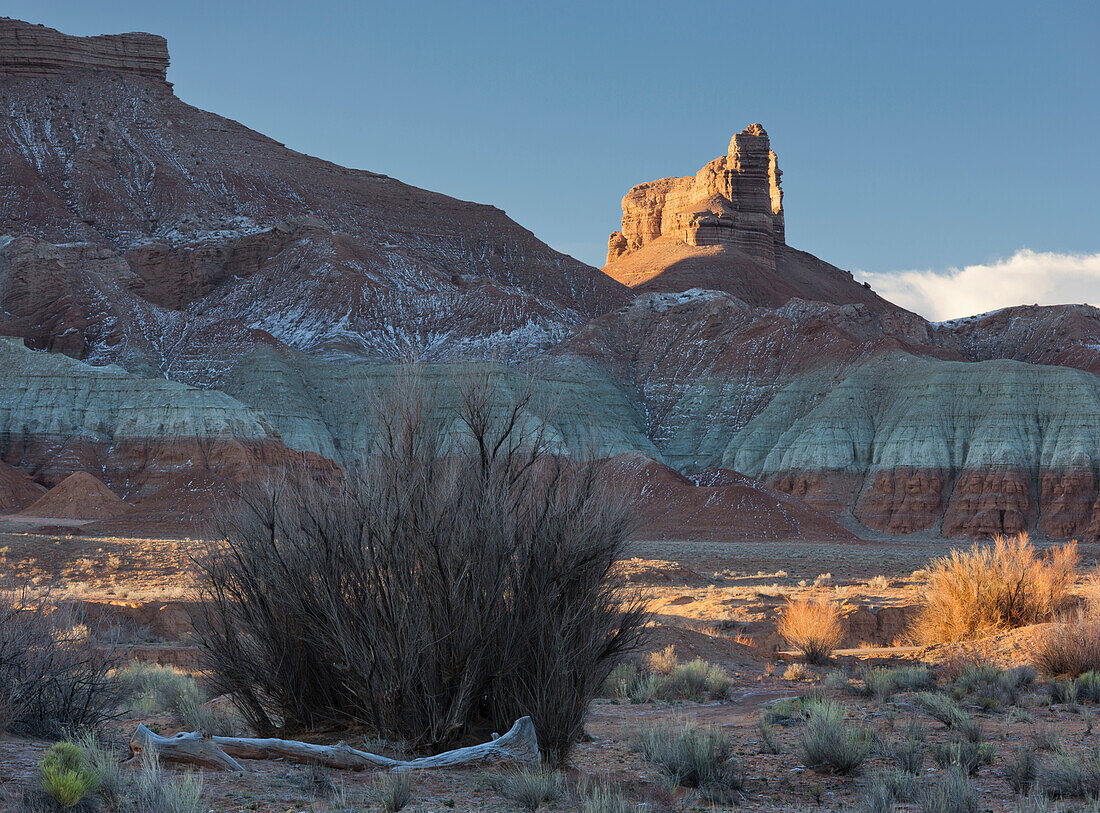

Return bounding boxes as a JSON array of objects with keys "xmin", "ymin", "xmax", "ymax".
[{"xmin": 608, "ymin": 124, "xmax": 785, "ymax": 265}]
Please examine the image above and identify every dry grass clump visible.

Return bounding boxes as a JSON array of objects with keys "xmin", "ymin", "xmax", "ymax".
[
  {"xmin": 777, "ymin": 596, "xmax": 844, "ymax": 664},
  {"xmin": 1034, "ymin": 611, "xmax": 1100, "ymax": 677},
  {"xmin": 491, "ymin": 767, "xmax": 565, "ymax": 812},
  {"xmin": 799, "ymin": 698, "xmax": 872, "ymax": 775},
  {"xmin": 634, "ymin": 720, "xmax": 743, "ymax": 794},
  {"xmin": 919, "ymin": 766, "xmax": 978, "ymax": 813},
  {"xmin": 911, "ymin": 534, "xmax": 1077, "ymax": 645},
  {"xmin": 601, "ymin": 651, "xmax": 732, "ymax": 702},
  {"xmin": 372, "ymin": 772, "xmax": 413, "ymax": 813}
]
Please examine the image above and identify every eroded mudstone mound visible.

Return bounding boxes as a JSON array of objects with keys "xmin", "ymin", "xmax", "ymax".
[
  {"xmin": 609, "ymin": 451, "xmax": 856, "ymax": 542},
  {"xmin": 17, "ymin": 471, "xmax": 131, "ymax": 520},
  {"xmin": 0, "ymin": 460, "xmax": 45, "ymax": 512}
]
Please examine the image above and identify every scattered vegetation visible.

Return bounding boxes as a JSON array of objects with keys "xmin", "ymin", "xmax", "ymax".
[
  {"xmin": 600, "ymin": 650, "xmax": 732, "ymax": 702},
  {"xmin": 911, "ymin": 534, "xmax": 1077, "ymax": 645},
  {"xmin": 118, "ymin": 662, "xmax": 238, "ymax": 736},
  {"xmin": 860, "ymin": 665, "xmax": 935, "ymax": 699},
  {"xmin": 799, "ymin": 698, "xmax": 872, "ymax": 775},
  {"xmin": 0, "ymin": 585, "xmax": 122, "ymax": 738},
  {"xmin": 14, "ymin": 738, "xmax": 202, "ymax": 813},
  {"xmin": 572, "ymin": 779, "xmax": 645, "ymax": 813},
  {"xmin": 634, "ymin": 720, "xmax": 743, "ymax": 794},
  {"xmin": 1034, "ymin": 612, "xmax": 1100, "ymax": 677},
  {"xmin": 1006, "ymin": 744, "xmax": 1039, "ymax": 794},
  {"xmin": 372, "ymin": 771, "xmax": 413, "ymax": 813},
  {"xmin": 1035, "ymin": 748, "xmax": 1100, "ymax": 799},
  {"xmin": 195, "ymin": 377, "xmax": 649, "ymax": 762},
  {"xmin": 929, "ymin": 738, "xmax": 996, "ymax": 775},
  {"xmin": 491, "ymin": 767, "xmax": 565, "ymax": 812},
  {"xmin": 919, "ymin": 766, "xmax": 978, "ymax": 813},
  {"xmin": 777, "ymin": 596, "xmax": 844, "ymax": 664}
]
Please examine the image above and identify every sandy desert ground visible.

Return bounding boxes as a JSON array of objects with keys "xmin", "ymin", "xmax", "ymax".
[{"xmin": 2, "ymin": 523, "xmax": 1099, "ymax": 812}]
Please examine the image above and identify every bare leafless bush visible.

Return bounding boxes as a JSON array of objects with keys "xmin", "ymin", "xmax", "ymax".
[
  {"xmin": 0, "ymin": 585, "xmax": 122, "ymax": 737},
  {"xmin": 195, "ymin": 374, "xmax": 648, "ymax": 763},
  {"xmin": 911, "ymin": 534, "xmax": 1077, "ymax": 645}
]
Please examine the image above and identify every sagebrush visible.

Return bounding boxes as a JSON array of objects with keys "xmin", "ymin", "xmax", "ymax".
[{"xmin": 911, "ymin": 534, "xmax": 1077, "ymax": 645}]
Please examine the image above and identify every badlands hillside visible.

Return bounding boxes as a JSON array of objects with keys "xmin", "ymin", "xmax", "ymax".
[{"xmin": 4, "ymin": 17, "xmax": 1100, "ymax": 540}]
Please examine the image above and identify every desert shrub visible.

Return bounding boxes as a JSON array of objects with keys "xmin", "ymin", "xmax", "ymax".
[
  {"xmin": 1014, "ymin": 794, "xmax": 1054, "ymax": 813},
  {"xmin": 1034, "ymin": 614, "xmax": 1100, "ymax": 677},
  {"xmin": 867, "ymin": 575, "xmax": 891, "ymax": 590},
  {"xmin": 861, "ymin": 776, "xmax": 895, "ymax": 813},
  {"xmin": 1077, "ymin": 670, "xmax": 1100, "ymax": 702},
  {"xmin": 778, "ymin": 596, "xmax": 844, "ymax": 664},
  {"xmin": 0, "ymin": 586, "xmax": 122, "ymax": 737},
  {"xmin": 823, "ymin": 669, "xmax": 850, "ymax": 691},
  {"xmin": 1036, "ymin": 748, "xmax": 1100, "ymax": 798},
  {"xmin": 647, "ymin": 645, "xmax": 678, "ymax": 675},
  {"xmin": 914, "ymin": 692, "xmax": 981, "ymax": 740},
  {"xmin": 911, "ymin": 535, "xmax": 1077, "ymax": 645},
  {"xmin": 1007, "ymin": 744, "xmax": 1039, "ymax": 794},
  {"xmin": 194, "ymin": 377, "xmax": 648, "ymax": 762},
  {"xmin": 602, "ymin": 662, "xmax": 639, "ymax": 699},
  {"xmin": 799, "ymin": 698, "xmax": 871, "ymax": 775},
  {"xmin": 491, "ymin": 767, "xmax": 564, "ymax": 811},
  {"xmin": 118, "ymin": 662, "xmax": 238, "ymax": 736},
  {"xmin": 783, "ymin": 662, "xmax": 809, "ymax": 681},
  {"xmin": 862, "ymin": 666, "xmax": 935, "ymax": 699},
  {"xmin": 124, "ymin": 752, "xmax": 204, "ymax": 813},
  {"xmin": 634, "ymin": 720, "xmax": 742, "ymax": 791},
  {"xmin": 39, "ymin": 742, "xmax": 99, "ymax": 809},
  {"xmin": 1046, "ymin": 678, "xmax": 1079, "ymax": 705},
  {"xmin": 920, "ymin": 766, "xmax": 978, "ymax": 813},
  {"xmin": 657, "ymin": 658, "xmax": 732, "ymax": 700},
  {"xmin": 953, "ymin": 663, "xmax": 1032, "ymax": 710},
  {"xmin": 601, "ymin": 658, "xmax": 731, "ymax": 702},
  {"xmin": 930, "ymin": 738, "xmax": 995, "ymax": 775},
  {"xmin": 759, "ymin": 717, "xmax": 782, "ymax": 754},
  {"xmin": 572, "ymin": 779, "xmax": 644, "ymax": 813},
  {"xmin": 762, "ymin": 695, "xmax": 818, "ymax": 726},
  {"xmin": 372, "ymin": 772, "xmax": 412, "ymax": 813},
  {"xmin": 1031, "ymin": 724, "xmax": 1064, "ymax": 752},
  {"xmin": 863, "ymin": 768, "xmax": 921, "ymax": 812},
  {"xmin": 294, "ymin": 764, "xmax": 338, "ymax": 800},
  {"xmin": 886, "ymin": 732, "xmax": 925, "ymax": 774}
]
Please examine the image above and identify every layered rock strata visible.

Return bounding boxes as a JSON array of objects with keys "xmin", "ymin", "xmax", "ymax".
[
  {"xmin": 0, "ymin": 18, "xmax": 168, "ymax": 81},
  {"xmin": 607, "ymin": 124, "xmax": 785, "ymax": 265}
]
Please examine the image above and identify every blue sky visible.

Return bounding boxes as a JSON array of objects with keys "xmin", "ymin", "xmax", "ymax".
[{"xmin": 14, "ymin": 1, "xmax": 1100, "ymax": 311}]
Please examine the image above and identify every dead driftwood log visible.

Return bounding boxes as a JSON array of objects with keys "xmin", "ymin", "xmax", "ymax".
[{"xmin": 127, "ymin": 716, "xmax": 540, "ymax": 772}]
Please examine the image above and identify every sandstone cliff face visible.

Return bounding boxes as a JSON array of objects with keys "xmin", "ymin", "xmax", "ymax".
[
  {"xmin": 0, "ymin": 19, "xmax": 168, "ymax": 81},
  {"xmin": 608, "ymin": 124, "xmax": 785, "ymax": 266},
  {"xmin": 602, "ymin": 128, "xmax": 901, "ymax": 313}
]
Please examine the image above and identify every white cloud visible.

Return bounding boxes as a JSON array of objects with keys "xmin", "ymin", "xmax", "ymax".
[{"xmin": 857, "ymin": 250, "xmax": 1100, "ymax": 322}]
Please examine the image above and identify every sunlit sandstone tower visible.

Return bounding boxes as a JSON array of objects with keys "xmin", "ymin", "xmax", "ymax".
[{"xmin": 606, "ymin": 123, "xmax": 785, "ymax": 268}]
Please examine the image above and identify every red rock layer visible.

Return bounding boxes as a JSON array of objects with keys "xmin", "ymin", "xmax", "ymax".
[
  {"xmin": 0, "ymin": 434, "xmax": 335, "ymax": 501},
  {"xmin": 16, "ymin": 471, "xmax": 130, "ymax": 520},
  {"xmin": 0, "ymin": 459, "xmax": 45, "ymax": 512},
  {"xmin": 609, "ymin": 453, "xmax": 856, "ymax": 542}
]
